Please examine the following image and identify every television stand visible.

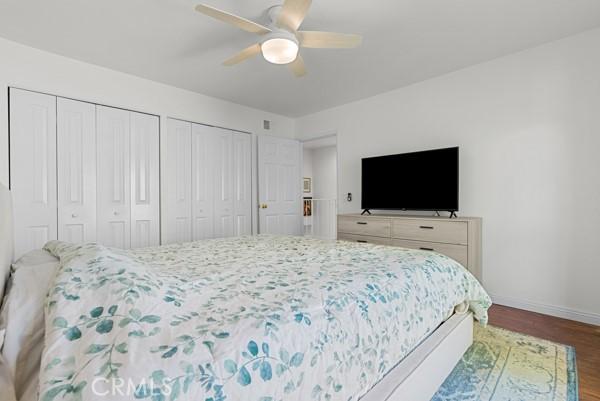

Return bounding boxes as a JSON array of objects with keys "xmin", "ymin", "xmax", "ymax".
[
  {"xmin": 361, "ymin": 209, "xmax": 372, "ymax": 215},
  {"xmin": 337, "ymin": 214, "xmax": 482, "ymax": 280}
]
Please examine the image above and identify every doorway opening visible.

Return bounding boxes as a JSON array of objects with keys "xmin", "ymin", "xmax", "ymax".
[{"xmin": 302, "ymin": 135, "xmax": 337, "ymax": 240}]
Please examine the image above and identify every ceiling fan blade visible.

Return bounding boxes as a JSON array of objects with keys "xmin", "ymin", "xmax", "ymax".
[
  {"xmin": 289, "ymin": 55, "xmax": 307, "ymax": 77},
  {"xmin": 195, "ymin": 4, "xmax": 271, "ymax": 35},
  {"xmin": 278, "ymin": 0, "xmax": 312, "ymax": 32},
  {"xmin": 223, "ymin": 43, "xmax": 262, "ymax": 66},
  {"xmin": 298, "ymin": 31, "xmax": 362, "ymax": 48}
]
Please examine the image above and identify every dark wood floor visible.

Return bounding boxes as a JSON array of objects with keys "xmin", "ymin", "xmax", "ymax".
[{"xmin": 488, "ymin": 305, "xmax": 600, "ymax": 401}]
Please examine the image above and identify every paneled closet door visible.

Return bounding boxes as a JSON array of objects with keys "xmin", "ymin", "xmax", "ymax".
[
  {"xmin": 213, "ymin": 128, "xmax": 234, "ymax": 238},
  {"xmin": 96, "ymin": 106, "xmax": 131, "ymax": 248},
  {"xmin": 191, "ymin": 124, "xmax": 215, "ymax": 241},
  {"xmin": 9, "ymin": 89, "xmax": 57, "ymax": 259},
  {"xmin": 57, "ymin": 98, "xmax": 97, "ymax": 243},
  {"xmin": 130, "ymin": 112, "xmax": 160, "ymax": 248},
  {"xmin": 163, "ymin": 119, "xmax": 192, "ymax": 244},
  {"xmin": 232, "ymin": 132, "xmax": 252, "ymax": 236}
]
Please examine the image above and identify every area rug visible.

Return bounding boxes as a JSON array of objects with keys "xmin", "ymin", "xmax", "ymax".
[{"xmin": 432, "ymin": 324, "xmax": 578, "ymax": 401}]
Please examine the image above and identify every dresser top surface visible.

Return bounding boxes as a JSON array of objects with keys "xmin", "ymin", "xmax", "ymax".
[{"xmin": 339, "ymin": 213, "xmax": 481, "ymax": 222}]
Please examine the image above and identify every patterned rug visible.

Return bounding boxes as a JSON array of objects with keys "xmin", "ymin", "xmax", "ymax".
[{"xmin": 432, "ymin": 324, "xmax": 578, "ymax": 401}]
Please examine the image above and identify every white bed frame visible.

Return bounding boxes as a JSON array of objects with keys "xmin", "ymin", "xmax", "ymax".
[
  {"xmin": 0, "ymin": 183, "xmax": 472, "ymax": 401},
  {"xmin": 363, "ymin": 311, "xmax": 473, "ymax": 400}
]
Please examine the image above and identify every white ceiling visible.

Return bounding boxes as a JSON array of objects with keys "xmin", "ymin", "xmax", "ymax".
[{"xmin": 1, "ymin": 0, "xmax": 600, "ymax": 117}]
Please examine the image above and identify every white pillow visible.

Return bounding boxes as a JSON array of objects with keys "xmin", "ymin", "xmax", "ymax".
[
  {"xmin": 10, "ymin": 249, "xmax": 58, "ymax": 272},
  {"xmin": 0, "ymin": 250, "xmax": 59, "ymax": 400},
  {"xmin": 0, "ymin": 353, "xmax": 16, "ymax": 401}
]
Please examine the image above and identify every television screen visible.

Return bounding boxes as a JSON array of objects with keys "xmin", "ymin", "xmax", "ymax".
[{"xmin": 361, "ymin": 147, "xmax": 459, "ymax": 212}]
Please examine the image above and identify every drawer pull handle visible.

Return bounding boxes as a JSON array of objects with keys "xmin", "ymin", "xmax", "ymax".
[
  {"xmin": 356, "ymin": 222, "xmax": 368, "ymax": 225},
  {"xmin": 419, "ymin": 247, "xmax": 434, "ymax": 251},
  {"xmin": 419, "ymin": 225, "xmax": 434, "ymax": 229},
  {"xmin": 357, "ymin": 240, "xmax": 368, "ymax": 243}
]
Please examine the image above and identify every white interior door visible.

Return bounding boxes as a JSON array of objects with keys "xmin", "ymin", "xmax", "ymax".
[
  {"xmin": 258, "ymin": 136, "xmax": 302, "ymax": 235},
  {"xmin": 96, "ymin": 106, "xmax": 131, "ymax": 248},
  {"xmin": 163, "ymin": 119, "xmax": 192, "ymax": 244},
  {"xmin": 233, "ymin": 132, "xmax": 252, "ymax": 236},
  {"xmin": 130, "ymin": 112, "xmax": 160, "ymax": 248},
  {"xmin": 9, "ymin": 89, "xmax": 57, "ymax": 258},
  {"xmin": 191, "ymin": 123, "xmax": 215, "ymax": 241},
  {"xmin": 213, "ymin": 128, "xmax": 234, "ymax": 238},
  {"xmin": 57, "ymin": 98, "xmax": 96, "ymax": 244}
]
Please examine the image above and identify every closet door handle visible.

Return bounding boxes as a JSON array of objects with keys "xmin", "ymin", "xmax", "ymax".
[
  {"xmin": 419, "ymin": 247, "xmax": 434, "ymax": 251},
  {"xmin": 71, "ymin": 213, "xmax": 78, "ymax": 218},
  {"xmin": 419, "ymin": 225, "xmax": 434, "ymax": 229},
  {"xmin": 356, "ymin": 222, "xmax": 367, "ymax": 225}
]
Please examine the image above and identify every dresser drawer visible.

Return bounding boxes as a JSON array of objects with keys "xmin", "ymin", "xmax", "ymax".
[
  {"xmin": 392, "ymin": 239, "xmax": 468, "ymax": 267},
  {"xmin": 338, "ymin": 216, "xmax": 391, "ymax": 237},
  {"xmin": 392, "ymin": 219, "xmax": 467, "ymax": 245},
  {"xmin": 338, "ymin": 233, "xmax": 392, "ymax": 246}
]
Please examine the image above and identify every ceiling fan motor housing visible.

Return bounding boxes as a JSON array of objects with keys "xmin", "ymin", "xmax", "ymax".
[{"xmin": 266, "ymin": 5, "xmax": 284, "ymax": 26}]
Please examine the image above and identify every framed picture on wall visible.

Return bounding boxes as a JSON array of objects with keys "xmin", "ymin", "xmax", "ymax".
[
  {"xmin": 303, "ymin": 197, "xmax": 312, "ymax": 216},
  {"xmin": 303, "ymin": 177, "xmax": 312, "ymax": 193}
]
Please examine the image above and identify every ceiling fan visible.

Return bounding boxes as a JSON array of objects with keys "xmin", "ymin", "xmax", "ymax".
[{"xmin": 195, "ymin": 0, "xmax": 362, "ymax": 77}]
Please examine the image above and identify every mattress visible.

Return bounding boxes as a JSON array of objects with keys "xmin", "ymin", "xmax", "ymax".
[{"xmin": 37, "ymin": 235, "xmax": 490, "ymax": 401}]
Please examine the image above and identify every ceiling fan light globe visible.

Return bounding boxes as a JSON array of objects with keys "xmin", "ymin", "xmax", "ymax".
[{"xmin": 261, "ymin": 38, "xmax": 299, "ymax": 65}]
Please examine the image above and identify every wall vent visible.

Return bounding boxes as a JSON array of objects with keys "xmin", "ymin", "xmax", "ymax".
[{"xmin": 263, "ymin": 120, "xmax": 271, "ymax": 130}]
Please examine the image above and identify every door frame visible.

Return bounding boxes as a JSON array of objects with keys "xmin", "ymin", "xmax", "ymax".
[{"xmin": 300, "ymin": 132, "xmax": 339, "ymax": 238}]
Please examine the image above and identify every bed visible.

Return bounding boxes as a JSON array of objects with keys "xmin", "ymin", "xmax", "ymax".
[{"xmin": 0, "ymin": 183, "xmax": 491, "ymax": 401}]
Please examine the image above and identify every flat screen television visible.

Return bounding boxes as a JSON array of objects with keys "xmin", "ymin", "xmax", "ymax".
[{"xmin": 361, "ymin": 147, "xmax": 459, "ymax": 213}]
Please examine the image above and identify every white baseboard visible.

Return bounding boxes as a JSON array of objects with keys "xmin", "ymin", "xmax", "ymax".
[{"xmin": 490, "ymin": 293, "xmax": 600, "ymax": 326}]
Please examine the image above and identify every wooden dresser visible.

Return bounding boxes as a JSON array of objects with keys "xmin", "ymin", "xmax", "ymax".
[{"xmin": 337, "ymin": 214, "xmax": 482, "ymax": 280}]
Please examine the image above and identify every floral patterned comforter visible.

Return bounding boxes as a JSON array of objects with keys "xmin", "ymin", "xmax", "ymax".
[{"xmin": 39, "ymin": 235, "xmax": 491, "ymax": 401}]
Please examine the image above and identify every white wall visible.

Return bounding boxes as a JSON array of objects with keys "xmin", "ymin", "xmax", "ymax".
[
  {"xmin": 296, "ymin": 28, "xmax": 600, "ymax": 324},
  {"xmin": 311, "ymin": 146, "xmax": 337, "ymax": 200},
  {"xmin": 0, "ymin": 37, "xmax": 295, "ymax": 187}
]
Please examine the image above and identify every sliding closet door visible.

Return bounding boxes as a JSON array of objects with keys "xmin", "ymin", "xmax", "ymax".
[
  {"xmin": 232, "ymin": 132, "xmax": 252, "ymax": 236},
  {"xmin": 57, "ymin": 98, "xmax": 96, "ymax": 243},
  {"xmin": 9, "ymin": 89, "xmax": 57, "ymax": 259},
  {"xmin": 130, "ymin": 112, "xmax": 160, "ymax": 248},
  {"xmin": 213, "ymin": 128, "xmax": 234, "ymax": 238},
  {"xmin": 163, "ymin": 119, "xmax": 192, "ymax": 244},
  {"xmin": 191, "ymin": 124, "xmax": 215, "ymax": 240},
  {"xmin": 96, "ymin": 106, "xmax": 131, "ymax": 248}
]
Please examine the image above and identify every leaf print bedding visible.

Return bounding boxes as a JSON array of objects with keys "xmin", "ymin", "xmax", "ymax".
[{"xmin": 39, "ymin": 235, "xmax": 491, "ymax": 401}]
